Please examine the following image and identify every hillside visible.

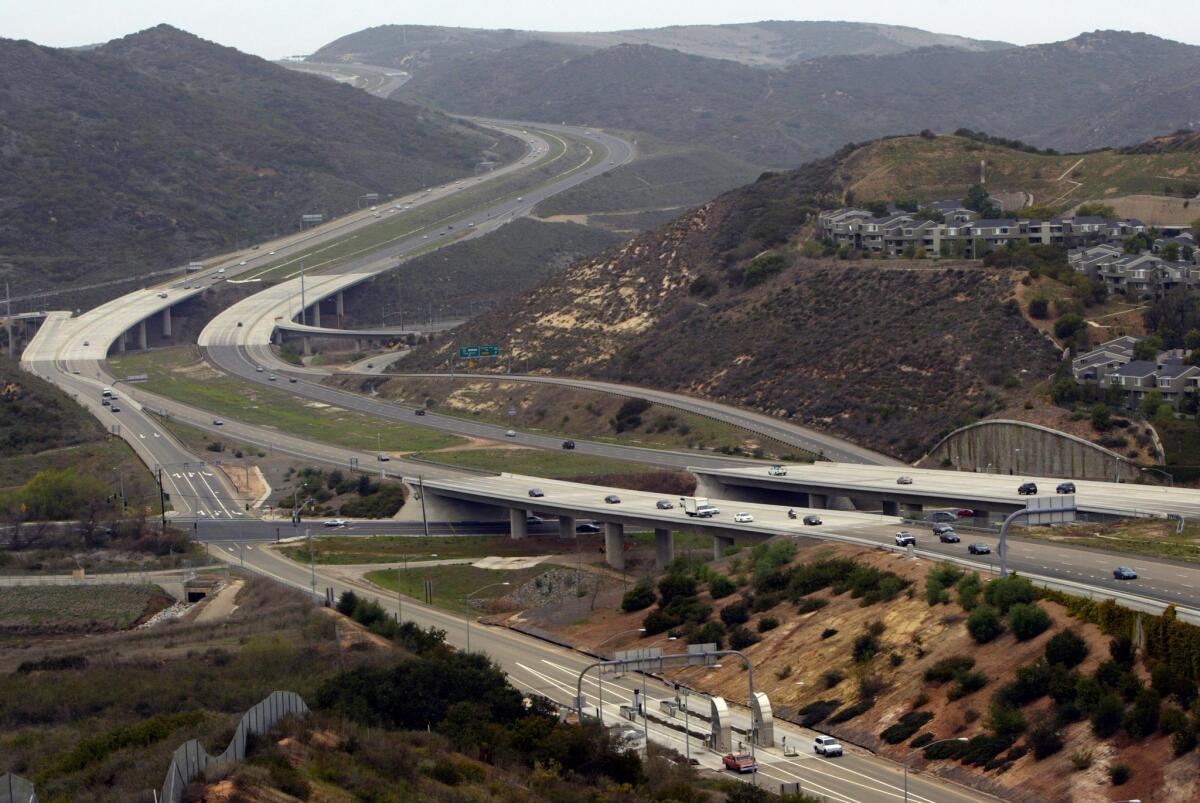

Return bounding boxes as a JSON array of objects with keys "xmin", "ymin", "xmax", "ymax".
[
  {"xmin": 311, "ymin": 20, "xmax": 1010, "ymax": 70},
  {"xmin": 397, "ymin": 30, "xmax": 1200, "ymax": 168},
  {"xmin": 0, "ymin": 355, "xmax": 102, "ymax": 458},
  {"xmin": 0, "ymin": 25, "xmax": 513, "ymax": 306},
  {"xmin": 406, "ymin": 153, "xmax": 1059, "ymax": 461}
]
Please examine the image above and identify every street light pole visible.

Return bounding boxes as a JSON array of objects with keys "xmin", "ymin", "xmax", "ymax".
[
  {"xmin": 590, "ymin": 627, "xmax": 646, "ymax": 726},
  {"xmin": 904, "ymin": 738, "xmax": 968, "ymax": 802},
  {"xmin": 1141, "ymin": 466, "xmax": 1174, "ymax": 487}
]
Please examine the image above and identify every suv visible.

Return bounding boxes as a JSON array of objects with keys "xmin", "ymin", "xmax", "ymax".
[
  {"xmin": 813, "ymin": 735, "xmax": 843, "ymax": 757},
  {"xmin": 528, "ymin": 488, "xmax": 544, "ymax": 498},
  {"xmin": 1018, "ymin": 482, "xmax": 1038, "ymax": 495},
  {"xmin": 930, "ymin": 510, "xmax": 958, "ymax": 523},
  {"xmin": 722, "ymin": 753, "xmax": 758, "ymax": 773},
  {"xmin": 894, "ymin": 531, "xmax": 916, "ymax": 546},
  {"xmin": 768, "ymin": 465, "xmax": 787, "ymax": 477},
  {"xmin": 561, "ymin": 440, "xmax": 576, "ymax": 450},
  {"xmin": 1056, "ymin": 482, "xmax": 1076, "ymax": 494}
]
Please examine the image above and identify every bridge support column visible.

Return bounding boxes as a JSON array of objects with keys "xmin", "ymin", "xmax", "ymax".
[
  {"xmin": 809, "ymin": 493, "xmax": 828, "ymax": 509},
  {"xmin": 558, "ymin": 515, "xmax": 575, "ymax": 538},
  {"xmin": 604, "ymin": 522, "xmax": 625, "ymax": 570},
  {"xmin": 354, "ymin": 339, "xmax": 363, "ymax": 352},
  {"xmin": 655, "ymin": 528, "xmax": 674, "ymax": 569},
  {"xmin": 117, "ymin": 330, "xmax": 127, "ymax": 353},
  {"xmin": 162, "ymin": 306, "xmax": 172, "ymax": 337},
  {"xmin": 138, "ymin": 320, "xmax": 147, "ymax": 350},
  {"xmin": 903, "ymin": 503, "xmax": 924, "ymax": 518},
  {"xmin": 713, "ymin": 534, "xmax": 735, "ymax": 560},
  {"xmin": 509, "ymin": 508, "xmax": 528, "ymax": 540},
  {"xmin": 303, "ymin": 337, "xmax": 311, "ymax": 356},
  {"xmin": 336, "ymin": 292, "xmax": 344, "ymax": 317},
  {"xmin": 312, "ymin": 303, "xmax": 321, "ymax": 327},
  {"xmin": 882, "ymin": 500, "xmax": 899, "ymax": 517},
  {"xmin": 972, "ymin": 509, "xmax": 989, "ymax": 525},
  {"xmin": 274, "ymin": 328, "xmax": 282, "ymax": 346}
]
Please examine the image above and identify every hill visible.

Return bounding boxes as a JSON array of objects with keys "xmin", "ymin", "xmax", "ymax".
[
  {"xmin": 0, "ymin": 25, "xmax": 514, "ymax": 306},
  {"xmin": 396, "ymin": 30, "xmax": 1200, "ymax": 168},
  {"xmin": 0, "ymin": 355, "xmax": 102, "ymax": 458},
  {"xmin": 311, "ymin": 20, "xmax": 1010, "ymax": 70},
  {"xmin": 405, "ymin": 150, "xmax": 1059, "ymax": 461}
]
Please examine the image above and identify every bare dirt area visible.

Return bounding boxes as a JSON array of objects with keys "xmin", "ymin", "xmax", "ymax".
[{"xmin": 1101, "ymin": 194, "xmax": 1200, "ymax": 227}]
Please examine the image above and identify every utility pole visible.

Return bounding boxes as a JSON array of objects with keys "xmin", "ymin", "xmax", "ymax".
[
  {"xmin": 299, "ymin": 260, "xmax": 307, "ymax": 326},
  {"xmin": 418, "ymin": 476, "xmax": 429, "ymax": 537},
  {"xmin": 307, "ymin": 527, "xmax": 316, "ymax": 595},
  {"xmin": 3, "ymin": 282, "xmax": 12, "ymax": 358},
  {"xmin": 156, "ymin": 467, "xmax": 167, "ymax": 533}
]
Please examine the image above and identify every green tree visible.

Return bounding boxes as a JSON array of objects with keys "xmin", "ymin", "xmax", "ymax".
[
  {"xmin": 621, "ymin": 579, "xmax": 657, "ymax": 612},
  {"xmin": 1090, "ymin": 693, "xmax": 1125, "ymax": 738},
  {"xmin": 967, "ymin": 606, "xmax": 1004, "ymax": 644},
  {"xmin": 1090, "ymin": 403, "xmax": 1112, "ymax": 432},
  {"xmin": 1053, "ymin": 314, "xmax": 1085, "ymax": 340},
  {"xmin": 1076, "ymin": 202, "xmax": 1116, "ymax": 218},
  {"xmin": 1008, "ymin": 603, "xmax": 1052, "ymax": 641},
  {"xmin": 1045, "ymin": 630, "xmax": 1089, "ymax": 668},
  {"xmin": 1141, "ymin": 389, "xmax": 1166, "ymax": 418},
  {"xmin": 1029, "ymin": 298, "xmax": 1050, "ymax": 319},
  {"xmin": 1161, "ymin": 242, "xmax": 1181, "ymax": 262},
  {"xmin": 1182, "ymin": 245, "xmax": 1195, "ymax": 263},
  {"xmin": 1132, "ymin": 335, "xmax": 1164, "ymax": 362}
]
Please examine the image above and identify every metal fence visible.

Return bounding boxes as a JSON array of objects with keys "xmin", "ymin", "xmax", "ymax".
[
  {"xmin": 0, "ymin": 774, "xmax": 37, "ymax": 803},
  {"xmin": 159, "ymin": 690, "xmax": 309, "ymax": 803}
]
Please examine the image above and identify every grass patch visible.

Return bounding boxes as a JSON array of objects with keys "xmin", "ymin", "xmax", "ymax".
[
  {"xmin": 366, "ymin": 563, "xmax": 549, "ymax": 614},
  {"xmin": 0, "ymin": 585, "xmax": 166, "ymax": 633},
  {"xmin": 108, "ymin": 346, "xmax": 463, "ymax": 453},
  {"xmin": 278, "ymin": 534, "xmax": 600, "ymax": 565},
  {"xmin": 415, "ymin": 447, "xmax": 653, "ymax": 478},
  {"xmin": 1015, "ymin": 518, "xmax": 1200, "ymax": 564}
]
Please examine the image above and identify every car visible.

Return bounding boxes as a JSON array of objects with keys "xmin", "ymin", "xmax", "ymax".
[
  {"xmin": 1018, "ymin": 482, "xmax": 1038, "ymax": 495},
  {"xmin": 109, "ymin": 404, "xmax": 121, "ymax": 413},
  {"xmin": 268, "ymin": 374, "xmax": 277, "ymax": 381},
  {"xmin": 562, "ymin": 440, "xmax": 576, "ymax": 450},
  {"xmin": 83, "ymin": 340, "xmax": 89, "ymax": 346},
  {"xmin": 768, "ymin": 465, "xmax": 787, "ymax": 476},
  {"xmin": 414, "ymin": 408, "xmax": 426, "ymax": 416},
  {"xmin": 325, "ymin": 518, "xmax": 348, "ymax": 528},
  {"xmin": 576, "ymin": 522, "xmax": 601, "ymax": 534},
  {"xmin": 930, "ymin": 510, "xmax": 958, "ymax": 523},
  {"xmin": 236, "ymin": 321, "xmax": 243, "ymax": 327},
  {"xmin": 604, "ymin": 494, "xmax": 621, "ymax": 504},
  {"xmin": 968, "ymin": 543, "xmax": 992, "ymax": 555},
  {"xmin": 932, "ymin": 523, "xmax": 955, "ymax": 535},
  {"xmin": 939, "ymin": 530, "xmax": 961, "ymax": 543},
  {"xmin": 238, "ymin": 261, "xmax": 247, "ymax": 266},
  {"xmin": 803, "ymin": 514, "xmax": 822, "ymax": 526},
  {"xmin": 734, "ymin": 512, "xmax": 755, "ymax": 523},
  {"xmin": 722, "ymin": 753, "xmax": 758, "ymax": 773},
  {"xmin": 895, "ymin": 531, "xmax": 916, "ymax": 546},
  {"xmin": 656, "ymin": 499, "xmax": 674, "ymax": 510},
  {"xmin": 526, "ymin": 515, "xmax": 543, "ymax": 525},
  {"xmin": 212, "ymin": 418, "xmax": 224, "ymax": 425},
  {"xmin": 813, "ymin": 736, "xmax": 843, "ymax": 757},
  {"xmin": 422, "ymin": 235, "xmax": 428, "ymax": 239},
  {"xmin": 157, "ymin": 292, "xmax": 168, "ymax": 299},
  {"xmin": 71, "ymin": 368, "xmax": 79, "ymax": 375},
  {"xmin": 896, "ymin": 476, "xmax": 914, "ymax": 485},
  {"xmin": 366, "ymin": 363, "xmax": 374, "ymax": 369},
  {"xmin": 956, "ymin": 509, "xmax": 975, "ymax": 518},
  {"xmin": 528, "ymin": 488, "xmax": 545, "ymax": 498},
  {"xmin": 1056, "ymin": 482, "xmax": 1076, "ymax": 494},
  {"xmin": 268, "ymin": 251, "xmax": 276, "ymax": 255},
  {"xmin": 101, "ymin": 397, "xmax": 110, "ymax": 406},
  {"xmin": 503, "ymin": 429, "xmax": 517, "ymax": 438},
  {"xmin": 516, "ymin": 196, "xmax": 524, "ymax": 201},
  {"xmin": 288, "ymin": 377, "xmax": 297, "ymax": 383},
  {"xmin": 256, "ymin": 366, "xmax": 264, "ymax": 373},
  {"xmin": 377, "ymin": 454, "xmax": 390, "ymax": 462},
  {"xmin": 1113, "ymin": 566, "xmax": 1138, "ymax": 580}
]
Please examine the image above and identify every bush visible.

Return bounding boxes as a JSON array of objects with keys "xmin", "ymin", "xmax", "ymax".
[
  {"xmin": 1045, "ymin": 630, "xmax": 1088, "ymax": 668},
  {"xmin": 642, "ymin": 608, "xmax": 680, "ymax": 635},
  {"xmin": 983, "ymin": 575, "xmax": 1035, "ymax": 613},
  {"xmin": 757, "ymin": 616, "xmax": 779, "ymax": 633},
  {"xmin": 1028, "ymin": 298, "xmax": 1049, "ymax": 319},
  {"xmin": 1160, "ymin": 704, "xmax": 1189, "ymax": 735},
  {"xmin": 1171, "ymin": 727, "xmax": 1197, "ymax": 756},
  {"xmin": 1054, "ymin": 313, "xmax": 1085, "ymax": 339},
  {"xmin": 924, "ymin": 656, "xmax": 975, "ymax": 684},
  {"xmin": 657, "ymin": 574, "xmax": 698, "ymax": 605},
  {"xmin": 1122, "ymin": 688, "xmax": 1160, "ymax": 739},
  {"xmin": 829, "ymin": 699, "xmax": 875, "ymax": 724},
  {"xmin": 967, "ymin": 606, "xmax": 1005, "ymax": 643},
  {"xmin": 692, "ymin": 621, "xmax": 726, "ymax": 649},
  {"xmin": 729, "ymin": 625, "xmax": 760, "ymax": 650},
  {"xmin": 1008, "ymin": 603, "xmax": 1052, "ymax": 641},
  {"xmin": 880, "ymin": 711, "xmax": 934, "ymax": 744},
  {"xmin": 1107, "ymin": 763, "xmax": 1131, "ymax": 786},
  {"xmin": 956, "ymin": 573, "xmax": 982, "ymax": 611},
  {"xmin": 795, "ymin": 596, "xmax": 829, "ymax": 614},
  {"xmin": 853, "ymin": 633, "xmax": 881, "ymax": 662},
  {"xmin": 910, "ymin": 732, "xmax": 935, "ymax": 748},
  {"xmin": 948, "ymin": 672, "xmax": 988, "ymax": 701},
  {"xmin": 797, "ymin": 700, "xmax": 841, "ymax": 727},
  {"xmin": 708, "ymin": 575, "xmax": 736, "ymax": 599},
  {"xmin": 1090, "ymin": 693, "xmax": 1125, "ymax": 738},
  {"xmin": 986, "ymin": 703, "xmax": 1027, "ymax": 737},
  {"xmin": 720, "ymin": 599, "xmax": 750, "ymax": 626},
  {"xmin": 821, "ymin": 669, "xmax": 845, "ymax": 689},
  {"xmin": 1028, "ymin": 726, "xmax": 1064, "ymax": 759},
  {"xmin": 621, "ymin": 579, "xmax": 657, "ymax": 612}
]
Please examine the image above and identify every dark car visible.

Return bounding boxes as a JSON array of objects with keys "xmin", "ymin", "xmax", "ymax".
[
  {"xmin": 528, "ymin": 488, "xmax": 545, "ymax": 498},
  {"xmin": 1056, "ymin": 482, "xmax": 1076, "ymax": 494},
  {"xmin": 968, "ymin": 543, "xmax": 992, "ymax": 555},
  {"xmin": 656, "ymin": 499, "xmax": 674, "ymax": 510},
  {"xmin": 1018, "ymin": 482, "xmax": 1038, "ymax": 495},
  {"xmin": 576, "ymin": 522, "xmax": 601, "ymax": 534},
  {"xmin": 288, "ymin": 377, "xmax": 297, "ymax": 383},
  {"xmin": 110, "ymin": 405, "xmax": 121, "ymax": 413},
  {"xmin": 939, "ymin": 530, "xmax": 961, "ymax": 543},
  {"xmin": 803, "ymin": 514, "xmax": 822, "ymax": 526},
  {"xmin": 932, "ymin": 523, "xmax": 955, "ymax": 535},
  {"xmin": 604, "ymin": 494, "xmax": 621, "ymax": 504},
  {"xmin": 1113, "ymin": 566, "xmax": 1138, "ymax": 580},
  {"xmin": 930, "ymin": 510, "xmax": 958, "ymax": 523},
  {"xmin": 415, "ymin": 408, "xmax": 426, "ymax": 416},
  {"xmin": 562, "ymin": 440, "xmax": 576, "ymax": 450}
]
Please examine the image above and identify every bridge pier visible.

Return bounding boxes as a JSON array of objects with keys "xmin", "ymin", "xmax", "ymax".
[
  {"xmin": 882, "ymin": 500, "xmax": 899, "ymax": 517},
  {"xmin": 311, "ymin": 303, "xmax": 321, "ymax": 328},
  {"xmin": 336, "ymin": 291, "xmax": 344, "ymax": 317},
  {"xmin": 162, "ymin": 306, "xmax": 172, "ymax": 337},
  {"xmin": 904, "ymin": 502, "xmax": 924, "ymax": 517},
  {"xmin": 713, "ymin": 534, "xmax": 735, "ymax": 560},
  {"xmin": 509, "ymin": 508, "xmax": 528, "ymax": 540},
  {"xmin": 604, "ymin": 522, "xmax": 625, "ymax": 570},
  {"xmin": 808, "ymin": 493, "xmax": 828, "ymax": 509},
  {"xmin": 354, "ymin": 339, "xmax": 363, "ymax": 352},
  {"xmin": 117, "ymin": 329, "xmax": 127, "ymax": 353},
  {"xmin": 303, "ymin": 337, "xmax": 312, "ymax": 356},
  {"xmin": 274, "ymin": 328, "xmax": 283, "ymax": 346},
  {"xmin": 655, "ymin": 528, "xmax": 674, "ymax": 569},
  {"xmin": 558, "ymin": 515, "xmax": 575, "ymax": 538},
  {"xmin": 138, "ymin": 320, "xmax": 147, "ymax": 350}
]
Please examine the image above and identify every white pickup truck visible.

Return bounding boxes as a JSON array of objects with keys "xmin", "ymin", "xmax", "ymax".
[
  {"xmin": 813, "ymin": 735, "xmax": 843, "ymax": 757},
  {"xmin": 768, "ymin": 464, "xmax": 788, "ymax": 476}
]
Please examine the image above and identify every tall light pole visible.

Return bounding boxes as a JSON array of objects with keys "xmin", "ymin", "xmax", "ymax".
[
  {"xmin": 1141, "ymin": 466, "xmax": 1174, "ymax": 487},
  {"xmin": 462, "ymin": 581, "xmax": 510, "ymax": 653},
  {"xmin": 591, "ymin": 627, "xmax": 646, "ymax": 725},
  {"xmin": 397, "ymin": 552, "xmax": 436, "ymax": 624},
  {"xmin": 905, "ymin": 738, "xmax": 968, "ymax": 802}
]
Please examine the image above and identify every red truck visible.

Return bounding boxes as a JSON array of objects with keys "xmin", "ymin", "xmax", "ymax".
[{"xmin": 722, "ymin": 753, "xmax": 758, "ymax": 773}]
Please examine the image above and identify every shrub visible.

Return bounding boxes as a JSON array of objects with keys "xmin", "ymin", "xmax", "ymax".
[
  {"xmin": 983, "ymin": 575, "xmax": 1035, "ymax": 613},
  {"xmin": 829, "ymin": 699, "xmax": 875, "ymax": 724},
  {"xmin": 1122, "ymin": 688, "xmax": 1160, "ymax": 739},
  {"xmin": 1008, "ymin": 603, "xmax": 1052, "ymax": 641},
  {"xmin": 910, "ymin": 732, "xmax": 935, "ymax": 748},
  {"xmin": 757, "ymin": 616, "xmax": 779, "ymax": 633},
  {"xmin": 621, "ymin": 579, "xmax": 657, "ymax": 612},
  {"xmin": 775, "ymin": 664, "xmax": 793, "ymax": 680},
  {"xmin": 1028, "ymin": 298, "xmax": 1049, "ymax": 319},
  {"xmin": 729, "ymin": 625, "xmax": 760, "ymax": 650},
  {"xmin": 1045, "ymin": 630, "xmax": 1088, "ymax": 668},
  {"xmin": 880, "ymin": 711, "xmax": 934, "ymax": 744},
  {"xmin": 720, "ymin": 600, "xmax": 750, "ymax": 626},
  {"xmin": 956, "ymin": 573, "xmax": 982, "ymax": 611},
  {"xmin": 642, "ymin": 608, "xmax": 680, "ymax": 635},
  {"xmin": 948, "ymin": 672, "xmax": 988, "ymax": 701},
  {"xmin": 795, "ymin": 596, "xmax": 829, "ymax": 614},
  {"xmin": 797, "ymin": 699, "xmax": 841, "ymax": 727},
  {"xmin": 853, "ymin": 633, "xmax": 881, "ymax": 662},
  {"xmin": 925, "ymin": 655, "xmax": 977, "ymax": 684},
  {"xmin": 1068, "ymin": 749, "xmax": 1093, "ymax": 771},
  {"xmin": 692, "ymin": 621, "xmax": 726, "ymax": 649},
  {"xmin": 1107, "ymin": 764, "xmax": 1130, "ymax": 786},
  {"xmin": 1171, "ymin": 727, "xmax": 1197, "ymax": 756},
  {"xmin": 995, "ymin": 661, "xmax": 1051, "ymax": 708},
  {"xmin": 966, "ymin": 606, "xmax": 1004, "ymax": 643},
  {"xmin": 821, "ymin": 669, "xmax": 845, "ymax": 689},
  {"xmin": 987, "ymin": 702, "xmax": 1028, "ymax": 737},
  {"xmin": 1090, "ymin": 693, "xmax": 1125, "ymax": 738},
  {"xmin": 858, "ymin": 674, "xmax": 887, "ymax": 698},
  {"xmin": 1109, "ymin": 635, "xmax": 1135, "ymax": 666},
  {"xmin": 707, "ymin": 575, "xmax": 736, "ymax": 599},
  {"xmin": 657, "ymin": 574, "xmax": 698, "ymax": 605},
  {"xmin": 1028, "ymin": 726, "xmax": 1064, "ymax": 759},
  {"xmin": 1160, "ymin": 704, "xmax": 1189, "ymax": 735}
]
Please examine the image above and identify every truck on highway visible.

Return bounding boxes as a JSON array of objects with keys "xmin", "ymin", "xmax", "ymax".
[
  {"xmin": 722, "ymin": 753, "xmax": 758, "ymax": 773},
  {"xmin": 681, "ymin": 497, "xmax": 719, "ymax": 518}
]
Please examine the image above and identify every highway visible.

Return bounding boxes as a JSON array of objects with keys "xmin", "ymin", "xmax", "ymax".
[{"xmin": 213, "ymin": 535, "xmax": 996, "ymax": 803}]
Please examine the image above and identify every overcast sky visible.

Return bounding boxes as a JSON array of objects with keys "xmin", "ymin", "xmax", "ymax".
[{"xmin": 3, "ymin": 0, "xmax": 1196, "ymax": 58}]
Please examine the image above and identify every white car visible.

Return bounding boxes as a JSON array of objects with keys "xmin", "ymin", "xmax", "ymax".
[
  {"xmin": 505, "ymin": 429, "xmax": 517, "ymax": 438},
  {"xmin": 212, "ymin": 418, "xmax": 224, "ymax": 426},
  {"xmin": 268, "ymin": 250, "xmax": 276, "ymax": 255},
  {"xmin": 734, "ymin": 512, "xmax": 755, "ymax": 523},
  {"xmin": 377, "ymin": 454, "xmax": 390, "ymax": 462},
  {"xmin": 325, "ymin": 518, "xmax": 348, "ymax": 528},
  {"xmin": 157, "ymin": 292, "xmax": 168, "ymax": 298},
  {"xmin": 256, "ymin": 366, "xmax": 264, "ymax": 372},
  {"xmin": 814, "ymin": 736, "xmax": 843, "ymax": 757},
  {"xmin": 217, "ymin": 268, "xmax": 226, "ymax": 274},
  {"xmin": 238, "ymin": 261, "xmax": 247, "ymax": 266}
]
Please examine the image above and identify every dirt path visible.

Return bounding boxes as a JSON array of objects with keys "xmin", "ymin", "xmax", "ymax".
[{"xmin": 193, "ymin": 579, "xmax": 243, "ymax": 623}]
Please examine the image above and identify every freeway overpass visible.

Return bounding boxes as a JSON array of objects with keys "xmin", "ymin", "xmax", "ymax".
[{"xmin": 692, "ymin": 462, "xmax": 1200, "ymax": 522}]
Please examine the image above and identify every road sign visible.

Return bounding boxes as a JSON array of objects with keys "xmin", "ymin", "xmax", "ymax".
[
  {"xmin": 1025, "ymin": 495, "xmax": 1077, "ymax": 525},
  {"xmin": 457, "ymin": 345, "xmax": 502, "ymax": 359},
  {"xmin": 612, "ymin": 647, "xmax": 664, "ymax": 673}
]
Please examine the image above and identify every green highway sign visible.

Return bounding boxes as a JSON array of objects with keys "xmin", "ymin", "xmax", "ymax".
[{"xmin": 458, "ymin": 345, "xmax": 502, "ymax": 359}]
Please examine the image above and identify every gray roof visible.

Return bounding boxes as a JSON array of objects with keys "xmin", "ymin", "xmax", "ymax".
[
  {"xmin": 1112, "ymin": 360, "xmax": 1157, "ymax": 378},
  {"xmin": 1156, "ymin": 364, "xmax": 1197, "ymax": 379}
]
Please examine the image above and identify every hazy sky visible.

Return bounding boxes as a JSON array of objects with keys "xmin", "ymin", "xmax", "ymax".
[{"xmin": 3, "ymin": 0, "xmax": 1197, "ymax": 58}]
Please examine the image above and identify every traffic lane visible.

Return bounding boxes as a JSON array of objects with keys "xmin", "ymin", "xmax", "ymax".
[
  {"xmin": 194, "ymin": 519, "xmax": 563, "ymax": 540},
  {"xmin": 225, "ymin": 542, "xmax": 987, "ymax": 803}
]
